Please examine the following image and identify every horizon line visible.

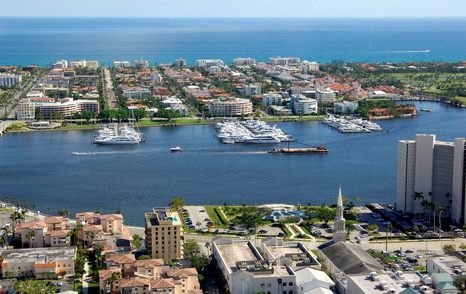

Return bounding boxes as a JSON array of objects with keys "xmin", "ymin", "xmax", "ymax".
[{"xmin": 1, "ymin": 16, "xmax": 466, "ymax": 19}]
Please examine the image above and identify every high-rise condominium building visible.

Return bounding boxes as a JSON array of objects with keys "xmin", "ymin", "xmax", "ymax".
[
  {"xmin": 395, "ymin": 134, "xmax": 466, "ymax": 224},
  {"xmin": 145, "ymin": 208, "xmax": 184, "ymax": 261}
]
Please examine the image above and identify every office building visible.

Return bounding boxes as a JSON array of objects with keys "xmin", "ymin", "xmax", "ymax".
[
  {"xmin": 316, "ymin": 89, "xmax": 337, "ymax": 104},
  {"xmin": 212, "ymin": 238, "xmax": 333, "ymax": 294},
  {"xmin": 395, "ymin": 134, "xmax": 466, "ymax": 224},
  {"xmin": 0, "ymin": 74, "xmax": 22, "ymax": 88},
  {"xmin": 290, "ymin": 94, "xmax": 318, "ymax": 115},
  {"xmin": 145, "ymin": 208, "xmax": 184, "ymax": 261},
  {"xmin": 233, "ymin": 57, "xmax": 256, "ymax": 66},
  {"xmin": 195, "ymin": 59, "xmax": 225, "ymax": 68},
  {"xmin": 16, "ymin": 98, "xmax": 35, "ymax": 121},
  {"xmin": 207, "ymin": 97, "xmax": 253, "ymax": 117}
]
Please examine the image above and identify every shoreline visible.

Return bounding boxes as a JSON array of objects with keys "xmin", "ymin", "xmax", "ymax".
[{"xmin": 4, "ymin": 115, "xmax": 326, "ymax": 134}]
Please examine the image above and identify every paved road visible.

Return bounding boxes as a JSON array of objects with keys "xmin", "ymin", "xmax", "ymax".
[
  {"xmin": 104, "ymin": 69, "xmax": 117, "ymax": 109},
  {"xmin": 0, "ymin": 77, "xmax": 37, "ymax": 119}
]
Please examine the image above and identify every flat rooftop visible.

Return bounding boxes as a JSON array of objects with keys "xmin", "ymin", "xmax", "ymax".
[
  {"xmin": 348, "ymin": 274, "xmax": 409, "ymax": 293},
  {"xmin": 429, "ymin": 256, "xmax": 466, "ymax": 275},
  {"xmin": 266, "ymin": 242, "xmax": 320, "ymax": 267},
  {"xmin": 145, "ymin": 208, "xmax": 182, "ymax": 227},
  {"xmin": 1, "ymin": 247, "xmax": 76, "ymax": 263},
  {"xmin": 216, "ymin": 242, "xmax": 258, "ymax": 269}
]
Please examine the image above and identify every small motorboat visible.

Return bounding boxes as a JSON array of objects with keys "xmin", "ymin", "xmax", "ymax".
[{"xmin": 170, "ymin": 146, "xmax": 183, "ymax": 152}]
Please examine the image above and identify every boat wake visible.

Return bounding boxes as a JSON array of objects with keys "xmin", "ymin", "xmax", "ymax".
[{"xmin": 372, "ymin": 50, "xmax": 430, "ymax": 53}]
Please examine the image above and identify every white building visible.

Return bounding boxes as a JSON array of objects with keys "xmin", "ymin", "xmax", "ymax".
[
  {"xmin": 70, "ymin": 60, "xmax": 99, "ymax": 69},
  {"xmin": 207, "ymin": 97, "xmax": 253, "ymax": 117},
  {"xmin": 290, "ymin": 94, "xmax": 318, "ymax": 115},
  {"xmin": 427, "ymin": 256, "xmax": 466, "ymax": 277},
  {"xmin": 122, "ymin": 87, "xmax": 151, "ymax": 99},
  {"xmin": 0, "ymin": 74, "xmax": 22, "ymax": 88},
  {"xmin": 334, "ymin": 101, "xmax": 358, "ymax": 114},
  {"xmin": 208, "ymin": 66, "xmax": 222, "ymax": 73},
  {"xmin": 134, "ymin": 59, "xmax": 149, "ymax": 68},
  {"xmin": 302, "ymin": 61, "xmax": 319, "ymax": 73},
  {"xmin": 162, "ymin": 97, "xmax": 188, "ymax": 116},
  {"xmin": 233, "ymin": 58, "xmax": 256, "ymax": 66},
  {"xmin": 212, "ymin": 238, "xmax": 333, "ymax": 294},
  {"xmin": 395, "ymin": 134, "xmax": 466, "ymax": 224},
  {"xmin": 262, "ymin": 93, "xmax": 283, "ymax": 106},
  {"xmin": 316, "ymin": 89, "xmax": 337, "ymax": 104},
  {"xmin": 175, "ymin": 58, "xmax": 187, "ymax": 67},
  {"xmin": 53, "ymin": 60, "xmax": 68, "ymax": 69},
  {"xmin": 113, "ymin": 61, "xmax": 131, "ymax": 68},
  {"xmin": 269, "ymin": 57, "xmax": 301, "ymax": 66},
  {"xmin": 347, "ymin": 272, "xmax": 428, "ymax": 294},
  {"xmin": 16, "ymin": 98, "xmax": 36, "ymax": 121},
  {"xmin": 196, "ymin": 59, "xmax": 225, "ymax": 68},
  {"xmin": 243, "ymin": 84, "xmax": 262, "ymax": 96}
]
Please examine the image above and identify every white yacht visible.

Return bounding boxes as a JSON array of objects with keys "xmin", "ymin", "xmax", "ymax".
[
  {"xmin": 243, "ymin": 135, "xmax": 281, "ymax": 144},
  {"xmin": 92, "ymin": 124, "xmax": 144, "ymax": 145}
]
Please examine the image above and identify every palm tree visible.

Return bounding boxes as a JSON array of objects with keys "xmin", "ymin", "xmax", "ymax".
[
  {"xmin": 385, "ymin": 223, "xmax": 393, "ymax": 252},
  {"xmin": 0, "ymin": 226, "xmax": 11, "ymax": 248},
  {"xmin": 26, "ymin": 230, "xmax": 35, "ymax": 248},
  {"xmin": 413, "ymin": 192, "xmax": 424, "ymax": 217}
]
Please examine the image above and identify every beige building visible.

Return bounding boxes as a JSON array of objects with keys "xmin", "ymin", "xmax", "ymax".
[
  {"xmin": 15, "ymin": 216, "xmax": 71, "ymax": 248},
  {"xmin": 207, "ymin": 97, "xmax": 253, "ymax": 117},
  {"xmin": 145, "ymin": 208, "xmax": 184, "ymax": 261},
  {"xmin": 0, "ymin": 247, "xmax": 76, "ymax": 279},
  {"xmin": 395, "ymin": 134, "xmax": 466, "ymax": 224}
]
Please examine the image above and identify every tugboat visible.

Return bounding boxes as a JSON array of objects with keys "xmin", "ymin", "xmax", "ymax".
[{"xmin": 170, "ymin": 146, "xmax": 183, "ymax": 152}]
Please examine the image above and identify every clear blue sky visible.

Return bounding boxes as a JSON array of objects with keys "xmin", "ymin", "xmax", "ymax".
[{"xmin": 1, "ymin": 0, "xmax": 465, "ymax": 17}]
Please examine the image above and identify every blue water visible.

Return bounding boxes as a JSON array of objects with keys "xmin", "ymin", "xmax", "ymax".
[
  {"xmin": 1, "ymin": 18, "xmax": 466, "ymax": 65},
  {"xmin": 0, "ymin": 102, "xmax": 465, "ymax": 225}
]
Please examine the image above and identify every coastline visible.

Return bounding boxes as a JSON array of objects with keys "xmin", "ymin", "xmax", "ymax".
[{"xmin": 4, "ymin": 115, "xmax": 327, "ymax": 134}]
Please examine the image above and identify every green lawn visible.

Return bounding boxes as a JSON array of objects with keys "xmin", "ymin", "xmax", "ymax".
[{"xmin": 205, "ymin": 206, "xmax": 228, "ymax": 229}]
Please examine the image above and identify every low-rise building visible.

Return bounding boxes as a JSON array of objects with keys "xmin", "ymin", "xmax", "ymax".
[
  {"xmin": 34, "ymin": 98, "xmax": 99, "ymax": 118},
  {"xmin": 207, "ymin": 97, "xmax": 253, "ymax": 117},
  {"xmin": 427, "ymin": 255, "xmax": 466, "ymax": 278},
  {"xmin": 212, "ymin": 238, "xmax": 333, "ymax": 294},
  {"xmin": 145, "ymin": 208, "xmax": 184, "ymax": 261},
  {"xmin": 270, "ymin": 105, "xmax": 292, "ymax": 116},
  {"xmin": 162, "ymin": 97, "xmax": 188, "ymax": 116},
  {"xmin": 347, "ymin": 272, "xmax": 430, "ymax": 294},
  {"xmin": 242, "ymin": 84, "xmax": 262, "ymax": 96},
  {"xmin": 134, "ymin": 59, "xmax": 149, "ymax": 68},
  {"xmin": 0, "ymin": 247, "xmax": 76, "ymax": 279},
  {"xmin": 0, "ymin": 74, "xmax": 22, "ymax": 88}
]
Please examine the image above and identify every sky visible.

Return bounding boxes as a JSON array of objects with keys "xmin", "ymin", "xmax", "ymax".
[{"xmin": 1, "ymin": 0, "xmax": 466, "ymax": 18}]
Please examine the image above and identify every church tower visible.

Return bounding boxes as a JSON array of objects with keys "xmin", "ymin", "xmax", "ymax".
[{"xmin": 333, "ymin": 186, "xmax": 347, "ymax": 242}]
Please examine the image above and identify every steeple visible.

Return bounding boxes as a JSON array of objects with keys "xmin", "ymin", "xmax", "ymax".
[{"xmin": 333, "ymin": 186, "xmax": 347, "ymax": 243}]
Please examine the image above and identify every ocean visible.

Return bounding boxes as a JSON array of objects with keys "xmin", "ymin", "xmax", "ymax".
[{"xmin": 0, "ymin": 17, "xmax": 466, "ymax": 65}]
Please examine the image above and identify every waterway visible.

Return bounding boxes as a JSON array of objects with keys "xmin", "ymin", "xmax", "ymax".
[{"xmin": 0, "ymin": 101, "xmax": 465, "ymax": 225}]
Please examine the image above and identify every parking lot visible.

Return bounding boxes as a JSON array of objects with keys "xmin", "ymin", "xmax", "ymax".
[{"xmin": 184, "ymin": 206, "xmax": 211, "ymax": 230}]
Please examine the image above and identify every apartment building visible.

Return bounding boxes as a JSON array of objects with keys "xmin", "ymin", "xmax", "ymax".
[
  {"xmin": 14, "ymin": 216, "xmax": 70, "ymax": 248},
  {"xmin": 122, "ymin": 87, "xmax": 152, "ymax": 99},
  {"xmin": 0, "ymin": 247, "xmax": 76, "ymax": 279},
  {"xmin": 207, "ymin": 97, "xmax": 253, "ymax": 117},
  {"xmin": 134, "ymin": 59, "xmax": 150, "ymax": 68},
  {"xmin": 269, "ymin": 57, "xmax": 301, "ymax": 66},
  {"xmin": 145, "ymin": 208, "xmax": 184, "ymax": 261},
  {"xmin": 242, "ymin": 83, "xmax": 262, "ymax": 96},
  {"xmin": 316, "ymin": 89, "xmax": 337, "ymax": 104},
  {"xmin": 195, "ymin": 59, "xmax": 225, "ymax": 68},
  {"xmin": 334, "ymin": 101, "xmax": 359, "ymax": 114},
  {"xmin": 290, "ymin": 94, "xmax": 318, "ymax": 115},
  {"xmin": 233, "ymin": 57, "xmax": 256, "ymax": 66},
  {"xmin": 395, "ymin": 134, "xmax": 466, "ymax": 224},
  {"xmin": 301, "ymin": 61, "xmax": 319, "ymax": 73},
  {"xmin": 262, "ymin": 93, "xmax": 283, "ymax": 106},
  {"xmin": 34, "ymin": 98, "xmax": 99, "ymax": 118},
  {"xmin": 53, "ymin": 60, "xmax": 68, "ymax": 69},
  {"xmin": 70, "ymin": 60, "xmax": 99, "ymax": 68},
  {"xmin": 113, "ymin": 61, "xmax": 131, "ymax": 68},
  {"xmin": 0, "ymin": 74, "xmax": 22, "ymax": 88}
]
